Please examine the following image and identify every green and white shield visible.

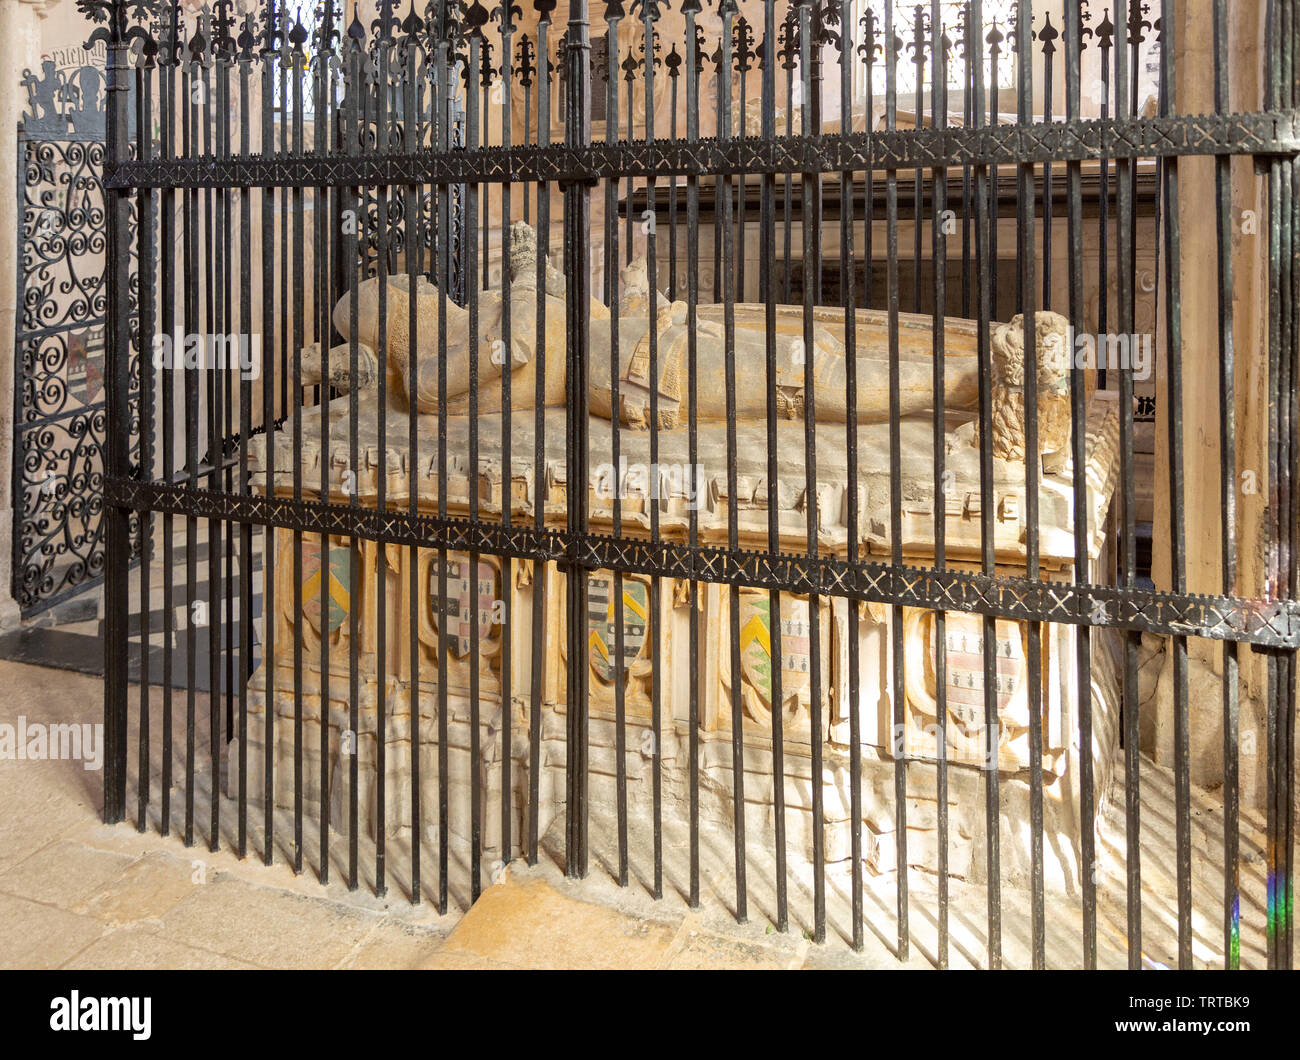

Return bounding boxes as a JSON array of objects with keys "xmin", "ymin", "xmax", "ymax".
[{"xmin": 587, "ymin": 575, "xmax": 649, "ymax": 683}]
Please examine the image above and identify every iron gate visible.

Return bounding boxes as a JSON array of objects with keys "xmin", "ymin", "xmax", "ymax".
[
  {"xmin": 95, "ymin": 0, "xmax": 1297, "ymax": 969},
  {"xmin": 13, "ymin": 63, "xmax": 142, "ymax": 615}
]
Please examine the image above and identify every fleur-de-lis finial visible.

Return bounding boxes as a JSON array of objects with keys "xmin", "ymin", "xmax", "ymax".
[
  {"xmin": 691, "ymin": 21, "xmax": 706, "ymax": 75},
  {"xmin": 554, "ymin": 30, "xmax": 567, "ymax": 81},
  {"xmin": 373, "ymin": 0, "xmax": 401, "ymax": 42},
  {"xmin": 1077, "ymin": 0, "xmax": 1095, "ymax": 50},
  {"xmin": 1128, "ymin": 0, "xmax": 1152, "ymax": 45},
  {"xmin": 906, "ymin": 9, "xmax": 930, "ymax": 65},
  {"xmin": 211, "ymin": 0, "xmax": 236, "ymax": 57},
  {"xmin": 493, "ymin": 0, "xmax": 523, "ymax": 33},
  {"xmin": 954, "ymin": 2, "xmax": 970, "ymax": 60},
  {"xmin": 158, "ymin": 1, "xmax": 184, "ymax": 66},
  {"xmin": 516, "ymin": 33, "xmax": 535, "ymax": 85},
  {"xmin": 78, "ymin": 0, "xmax": 159, "ymax": 49},
  {"xmin": 443, "ymin": 0, "xmax": 469, "ymax": 48},
  {"xmin": 734, "ymin": 15, "xmax": 754, "ymax": 74},
  {"xmin": 313, "ymin": 0, "xmax": 340, "ymax": 54},
  {"xmin": 1006, "ymin": 1, "xmax": 1024, "ymax": 54},
  {"xmin": 779, "ymin": 4, "xmax": 800, "ymax": 69},
  {"xmin": 259, "ymin": 0, "xmax": 282, "ymax": 55},
  {"xmin": 810, "ymin": 0, "xmax": 841, "ymax": 54},
  {"xmin": 857, "ymin": 6, "xmax": 879, "ymax": 65}
]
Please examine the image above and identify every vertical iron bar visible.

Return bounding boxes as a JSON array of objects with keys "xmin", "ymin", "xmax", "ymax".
[
  {"xmin": 797, "ymin": 0, "xmax": 826, "ymax": 946},
  {"xmin": 402, "ymin": 20, "xmax": 422, "ymax": 904},
  {"xmin": 289, "ymin": 28, "xmax": 304, "ymax": 876},
  {"xmin": 104, "ymin": 30, "xmax": 131, "ymax": 827},
  {"xmin": 1210, "ymin": 0, "xmax": 1241, "ymax": 971},
  {"xmin": 466, "ymin": 26, "xmax": 484, "ymax": 902},
  {"xmin": 344, "ymin": 26, "xmax": 362, "ymax": 895},
  {"xmin": 317, "ymin": 10, "xmax": 334, "ymax": 886},
  {"xmin": 642, "ymin": 4, "xmax": 664, "ymax": 903},
  {"xmin": 970, "ymin": 0, "xmax": 1003, "ymax": 969},
  {"xmin": 930, "ymin": 0, "xmax": 948, "ymax": 969},
  {"xmin": 1016, "ymin": 0, "xmax": 1046, "ymax": 971},
  {"xmin": 760, "ymin": 0, "xmax": 787, "ymax": 935},
  {"xmin": 375, "ymin": 27, "xmax": 392, "ymax": 899},
  {"xmin": 718, "ymin": 0, "xmax": 747, "ymax": 924},
  {"xmin": 260, "ymin": 24, "xmax": 277, "ymax": 867},
  {"xmin": 238, "ymin": 42, "xmax": 252, "ymax": 861},
  {"xmin": 183, "ymin": 55, "xmax": 197, "ymax": 849},
  {"xmin": 1114, "ymin": 0, "xmax": 1144, "ymax": 969},
  {"xmin": 604, "ymin": 6, "xmax": 628, "ymax": 890},
  {"xmin": 841, "ymin": 0, "xmax": 862, "ymax": 953},
  {"xmin": 884, "ymin": 0, "xmax": 908, "ymax": 959},
  {"xmin": 135, "ymin": 54, "xmax": 155, "ymax": 836},
  {"xmin": 435, "ymin": 23, "xmax": 451, "ymax": 915},
  {"xmin": 498, "ymin": 1, "xmax": 517, "ymax": 883},
  {"xmin": 563, "ymin": 0, "xmax": 593, "ymax": 881},
  {"xmin": 160, "ymin": 22, "xmax": 177, "ymax": 840},
  {"xmin": 528, "ymin": 8, "xmax": 552, "ymax": 869},
  {"xmin": 1065, "ymin": 0, "xmax": 1098, "ymax": 971},
  {"xmin": 685, "ymin": 0, "xmax": 701, "ymax": 909}
]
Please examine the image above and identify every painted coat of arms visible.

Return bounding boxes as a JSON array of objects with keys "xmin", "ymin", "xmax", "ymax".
[
  {"xmin": 942, "ymin": 612, "xmax": 1028, "ymax": 733},
  {"xmin": 587, "ymin": 575, "xmax": 648, "ymax": 683},
  {"xmin": 429, "ymin": 555, "xmax": 498, "ymax": 657},
  {"xmin": 302, "ymin": 539, "xmax": 351, "ymax": 635},
  {"xmin": 737, "ymin": 594, "xmax": 811, "ymax": 720}
]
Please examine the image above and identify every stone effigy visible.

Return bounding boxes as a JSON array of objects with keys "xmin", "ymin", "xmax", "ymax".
[
  {"xmin": 236, "ymin": 221, "xmax": 1121, "ymax": 891},
  {"xmin": 303, "ymin": 221, "xmax": 1069, "ymax": 451}
]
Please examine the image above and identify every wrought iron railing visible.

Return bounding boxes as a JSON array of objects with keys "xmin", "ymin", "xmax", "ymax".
[{"xmin": 92, "ymin": 0, "xmax": 1297, "ymax": 970}]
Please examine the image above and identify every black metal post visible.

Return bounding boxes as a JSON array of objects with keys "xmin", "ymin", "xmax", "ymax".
[
  {"xmin": 103, "ymin": 23, "xmax": 132, "ymax": 826},
  {"xmin": 563, "ymin": 0, "xmax": 592, "ymax": 880}
]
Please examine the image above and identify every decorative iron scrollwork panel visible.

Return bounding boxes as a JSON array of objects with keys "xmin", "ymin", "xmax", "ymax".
[{"xmin": 14, "ymin": 77, "xmax": 140, "ymax": 614}]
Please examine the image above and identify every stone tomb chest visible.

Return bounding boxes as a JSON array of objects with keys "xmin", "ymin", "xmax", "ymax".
[{"xmin": 235, "ymin": 301, "xmax": 1122, "ymax": 893}]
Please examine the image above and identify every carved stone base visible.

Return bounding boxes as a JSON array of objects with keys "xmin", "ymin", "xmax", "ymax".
[{"xmin": 229, "ymin": 622, "xmax": 1120, "ymax": 893}]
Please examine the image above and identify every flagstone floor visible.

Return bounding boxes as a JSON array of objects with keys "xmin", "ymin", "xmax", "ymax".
[{"xmin": 0, "ymin": 657, "xmax": 1278, "ymax": 970}]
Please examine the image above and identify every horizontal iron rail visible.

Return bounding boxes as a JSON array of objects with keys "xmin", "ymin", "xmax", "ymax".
[
  {"xmin": 106, "ymin": 475, "xmax": 1300, "ymax": 648},
  {"xmin": 16, "ymin": 318, "xmax": 115, "ymax": 343},
  {"xmin": 104, "ymin": 111, "xmax": 1300, "ymax": 190},
  {"xmin": 14, "ymin": 403, "xmax": 116, "ymax": 431}
]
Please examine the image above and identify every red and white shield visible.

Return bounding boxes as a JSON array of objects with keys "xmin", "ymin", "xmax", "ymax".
[{"xmin": 429, "ymin": 554, "xmax": 498, "ymax": 657}]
